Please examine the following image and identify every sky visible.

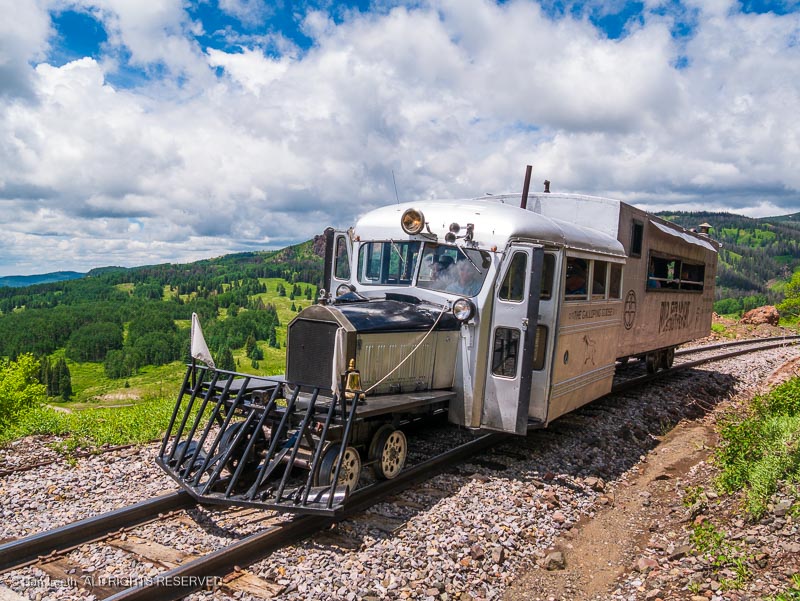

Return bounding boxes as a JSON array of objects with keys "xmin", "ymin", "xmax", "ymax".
[{"xmin": 1, "ymin": 0, "xmax": 800, "ymax": 277}]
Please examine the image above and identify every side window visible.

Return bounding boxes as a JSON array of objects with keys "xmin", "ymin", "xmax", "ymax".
[
  {"xmin": 609, "ymin": 264, "xmax": 622, "ymax": 299},
  {"xmin": 491, "ymin": 328, "xmax": 520, "ymax": 377},
  {"xmin": 592, "ymin": 260, "xmax": 608, "ymax": 299},
  {"xmin": 680, "ymin": 263, "xmax": 705, "ymax": 291},
  {"xmin": 564, "ymin": 257, "xmax": 588, "ymax": 300},
  {"xmin": 334, "ymin": 236, "xmax": 350, "ymax": 279},
  {"xmin": 630, "ymin": 221, "xmax": 643, "ymax": 257},
  {"xmin": 540, "ymin": 254, "xmax": 555, "ymax": 300},
  {"xmin": 499, "ymin": 252, "xmax": 528, "ymax": 302},
  {"xmin": 648, "ymin": 255, "xmax": 684, "ymax": 290}
]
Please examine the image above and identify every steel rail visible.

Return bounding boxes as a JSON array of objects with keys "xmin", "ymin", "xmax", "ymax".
[
  {"xmin": 105, "ymin": 431, "xmax": 506, "ymax": 601},
  {"xmin": 612, "ymin": 336, "xmax": 800, "ymax": 394},
  {"xmin": 674, "ymin": 334, "xmax": 800, "ymax": 356},
  {"xmin": 0, "ymin": 491, "xmax": 194, "ymax": 572}
]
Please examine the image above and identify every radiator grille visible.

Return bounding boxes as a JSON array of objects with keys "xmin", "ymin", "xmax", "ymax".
[{"xmin": 287, "ymin": 319, "xmax": 339, "ymax": 390}]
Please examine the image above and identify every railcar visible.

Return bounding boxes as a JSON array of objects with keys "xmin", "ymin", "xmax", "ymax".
[{"xmin": 158, "ymin": 173, "xmax": 718, "ymax": 515}]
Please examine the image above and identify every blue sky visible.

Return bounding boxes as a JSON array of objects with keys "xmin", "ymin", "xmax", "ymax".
[{"xmin": 1, "ymin": 0, "xmax": 800, "ymax": 276}]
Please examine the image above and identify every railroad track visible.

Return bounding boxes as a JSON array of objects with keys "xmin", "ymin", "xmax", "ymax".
[
  {"xmin": 2, "ymin": 334, "xmax": 797, "ymax": 600},
  {"xmin": 612, "ymin": 334, "xmax": 800, "ymax": 393}
]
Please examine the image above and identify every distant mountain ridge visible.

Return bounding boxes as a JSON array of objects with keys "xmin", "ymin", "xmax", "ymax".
[{"xmin": 0, "ymin": 271, "xmax": 85, "ymax": 288}]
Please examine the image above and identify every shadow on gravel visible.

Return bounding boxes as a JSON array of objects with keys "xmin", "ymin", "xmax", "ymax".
[{"xmin": 503, "ymin": 366, "xmax": 737, "ymax": 484}]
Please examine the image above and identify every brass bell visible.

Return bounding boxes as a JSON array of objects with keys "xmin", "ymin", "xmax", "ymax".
[{"xmin": 344, "ymin": 358, "xmax": 363, "ymax": 402}]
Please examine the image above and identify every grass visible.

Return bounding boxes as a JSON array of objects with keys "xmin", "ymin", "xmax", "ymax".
[
  {"xmin": 690, "ymin": 521, "xmax": 751, "ymax": 590},
  {"xmin": 715, "ymin": 377, "xmax": 800, "ymax": 518},
  {"xmin": 770, "ymin": 574, "xmax": 800, "ymax": 601},
  {"xmin": 711, "ymin": 322, "xmax": 732, "ymax": 336},
  {"xmin": 62, "ymin": 356, "xmax": 186, "ymax": 409},
  {"xmin": 0, "ymin": 394, "xmax": 180, "ymax": 452}
]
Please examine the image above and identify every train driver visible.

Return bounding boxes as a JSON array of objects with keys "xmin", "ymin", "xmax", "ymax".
[{"xmin": 444, "ymin": 259, "xmax": 483, "ymax": 296}]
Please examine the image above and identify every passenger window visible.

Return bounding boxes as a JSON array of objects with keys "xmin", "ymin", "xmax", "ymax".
[
  {"xmin": 630, "ymin": 221, "xmax": 643, "ymax": 257},
  {"xmin": 592, "ymin": 261, "xmax": 607, "ymax": 298},
  {"xmin": 609, "ymin": 264, "xmax": 622, "ymax": 299},
  {"xmin": 532, "ymin": 326, "xmax": 547, "ymax": 370},
  {"xmin": 499, "ymin": 252, "xmax": 527, "ymax": 302},
  {"xmin": 491, "ymin": 328, "xmax": 520, "ymax": 377},
  {"xmin": 334, "ymin": 236, "xmax": 350, "ymax": 279},
  {"xmin": 648, "ymin": 255, "xmax": 697, "ymax": 290},
  {"xmin": 680, "ymin": 263, "xmax": 705, "ymax": 291},
  {"xmin": 564, "ymin": 257, "xmax": 588, "ymax": 300},
  {"xmin": 540, "ymin": 254, "xmax": 555, "ymax": 300}
]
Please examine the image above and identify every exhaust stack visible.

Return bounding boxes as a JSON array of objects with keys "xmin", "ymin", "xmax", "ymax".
[{"xmin": 520, "ymin": 165, "xmax": 532, "ymax": 209}]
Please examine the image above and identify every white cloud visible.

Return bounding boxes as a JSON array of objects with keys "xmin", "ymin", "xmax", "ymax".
[
  {"xmin": 1, "ymin": 0, "xmax": 800, "ymax": 276},
  {"xmin": 0, "ymin": 0, "xmax": 53, "ymax": 99}
]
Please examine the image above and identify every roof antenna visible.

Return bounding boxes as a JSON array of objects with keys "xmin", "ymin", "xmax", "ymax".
[
  {"xmin": 520, "ymin": 164, "xmax": 532, "ymax": 210},
  {"xmin": 392, "ymin": 170, "xmax": 400, "ymax": 205}
]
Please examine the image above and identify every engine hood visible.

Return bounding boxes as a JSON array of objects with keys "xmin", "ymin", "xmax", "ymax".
[{"xmin": 291, "ymin": 299, "xmax": 461, "ymax": 334}]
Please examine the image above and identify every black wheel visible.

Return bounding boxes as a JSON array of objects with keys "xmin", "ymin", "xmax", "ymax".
[
  {"xmin": 218, "ymin": 421, "xmax": 263, "ymax": 474},
  {"xmin": 313, "ymin": 443, "xmax": 361, "ymax": 491},
  {"xmin": 645, "ymin": 352, "xmax": 658, "ymax": 374},
  {"xmin": 662, "ymin": 347, "xmax": 675, "ymax": 369},
  {"xmin": 171, "ymin": 440, "xmax": 206, "ymax": 472},
  {"xmin": 369, "ymin": 425, "xmax": 408, "ymax": 480}
]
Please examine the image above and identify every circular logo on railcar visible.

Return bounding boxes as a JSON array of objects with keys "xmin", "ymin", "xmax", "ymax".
[{"xmin": 624, "ymin": 290, "xmax": 637, "ymax": 330}]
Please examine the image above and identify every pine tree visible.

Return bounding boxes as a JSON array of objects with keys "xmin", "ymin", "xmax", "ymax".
[{"xmin": 55, "ymin": 358, "xmax": 72, "ymax": 400}]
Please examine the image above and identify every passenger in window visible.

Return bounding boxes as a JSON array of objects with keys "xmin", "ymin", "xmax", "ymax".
[
  {"xmin": 647, "ymin": 259, "xmax": 660, "ymax": 288},
  {"xmin": 681, "ymin": 265, "xmax": 702, "ymax": 291},
  {"xmin": 432, "ymin": 255, "xmax": 455, "ymax": 281},
  {"xmin": 565, "ymin": 259, "xmax": 587, "ymax": 296},
  {"xmin": 445, "ymin": 259, "xmax": 483, "ymax": 296}
]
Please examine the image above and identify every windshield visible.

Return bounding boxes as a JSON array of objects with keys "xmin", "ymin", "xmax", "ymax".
[
  {"xmin": 417, "ymin": 243, "xmax": 491, "ymax": 296},
  {"xmin": 357, "ymin": 241, "xmax": 421, "ymax": 286}
]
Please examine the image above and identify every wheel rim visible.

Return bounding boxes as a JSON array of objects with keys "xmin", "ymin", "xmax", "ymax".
[
  {"xmin": 380, "ymin": 430, "xmax": 407, "ymax": 479},
  {"xmin": 336, "ymin": 447, "xmax": 361, "ymax": 490},
  {"xmin": 316, "ymin": 444, "xmax": 362, "ymax": 490}
]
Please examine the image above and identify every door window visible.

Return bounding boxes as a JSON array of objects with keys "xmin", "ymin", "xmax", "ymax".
[
  {"xmin": 334, "ymin": 236, "xmax": 350, "ymax": 279},
  {"xmin": 498, "ymin": 252, "xmax": 527, "ymax": 301},
  {"xmin": 491, "ymin": 328, "xmax": 520, "ymax": 377}
]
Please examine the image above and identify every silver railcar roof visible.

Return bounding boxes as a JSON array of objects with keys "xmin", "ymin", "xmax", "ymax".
[{"xmin": 354, "ymin": 197, "xmax": 626, "ymax": 258}]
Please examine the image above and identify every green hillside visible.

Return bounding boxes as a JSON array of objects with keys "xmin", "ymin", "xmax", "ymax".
[{"xmin": 0, "ymin": 240, "xmax": 324, "ymax": 406}]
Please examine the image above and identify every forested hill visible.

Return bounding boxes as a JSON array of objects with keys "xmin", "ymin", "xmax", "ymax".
[
  {"xmin": 0, "ymin": 271, "xmax": 84, "ymax": 288},
  {"xmin": 658, "ymin": 211, "xmax": 800, "ymax": 301},
  {"xmin": 0, "ymin": 240, "xmax": 324, "ymax": 361}
]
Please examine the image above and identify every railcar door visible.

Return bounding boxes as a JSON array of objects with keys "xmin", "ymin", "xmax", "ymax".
[
  {"xmin": 323, "ymin": 229, "xmax": 352, "ymax": 295},
  {"xmin": 482, "ymin": 243, "xmax": 544, "ymax": 435}
]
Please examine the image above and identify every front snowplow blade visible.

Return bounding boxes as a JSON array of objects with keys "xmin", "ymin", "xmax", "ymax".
[{"xmin": 156, "ymin": 365, "xmax": 361, "ymax": 516}]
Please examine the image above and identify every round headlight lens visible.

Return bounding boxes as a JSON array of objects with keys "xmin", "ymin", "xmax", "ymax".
[
  {"xmin": 336, "ymin": 283, "xmax": 354, "ymax": 297},
  {"xmin": 401, "ymin": 208, "xmax": 425, "ymax": 235},
  {"xmin": 453, "ymin": 298, "xmax": 475, "ymax": 322}
]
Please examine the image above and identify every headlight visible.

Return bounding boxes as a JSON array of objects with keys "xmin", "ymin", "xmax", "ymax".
[
  {"xmin": 452, "ymin": 298, "xmax": 475, "ymax": 322},
  {"xmin": 336, "ymin": 283, "xmax": 354, "ymax": 297},
  {"xmin": 401, "ymin": 208, "xmax": 425, "ymax": 235}
]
